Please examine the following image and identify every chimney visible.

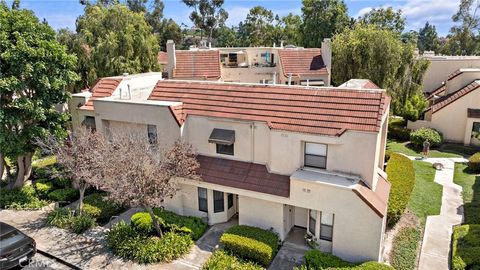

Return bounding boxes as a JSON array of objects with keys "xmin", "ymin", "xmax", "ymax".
[
  {"xmin": 321, "ymin": 38, "xmax": 332, "ymax": 86},
  {"xmin": 166, "ymin": 40, "xmax": 176, "ymax": 79},
  {"xmin": 280, "ymin": 41, "xmax": 284, "ymax": 48},
  {"xmin": 272, "ymin": 72, "xmax": 276, "ymax": 85}
]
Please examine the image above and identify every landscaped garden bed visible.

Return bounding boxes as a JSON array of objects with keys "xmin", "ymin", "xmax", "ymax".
[
  {"xmin": 202, "ymin": 250, "xmax": 263, "ymax": 270},
  {"xmin": 293, "ymin": 250, "xmax": 393, "ymax": 270}
]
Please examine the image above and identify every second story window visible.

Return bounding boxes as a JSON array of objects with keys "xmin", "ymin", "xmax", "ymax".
[
  {"xmin": 209, "ymin": 128, "xmax": 235, "ymax": 156},
  {"xmin": 304, "ymin": 142, "xmax": 327, "ymax": 169},
  {"xmin": 147, "ymin": 124, "xmax": 157, "ymax": 145}
]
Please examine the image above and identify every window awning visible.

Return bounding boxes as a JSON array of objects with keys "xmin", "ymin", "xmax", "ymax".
[{"xmin": 208, "ymin": 128, "xmax": 235, "ymax": 145}]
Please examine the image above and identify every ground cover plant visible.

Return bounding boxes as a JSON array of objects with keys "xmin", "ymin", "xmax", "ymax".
[
  {"xmin": 202, "ymin": 250, "xmax": 263, "ymax": 270},
  {"xmin": 294, "ymin": 250, "xmax": 393, "ymax": 269}
]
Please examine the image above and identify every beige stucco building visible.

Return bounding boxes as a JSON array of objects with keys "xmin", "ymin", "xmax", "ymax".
[
  {"xmin": 70, "ymin": 73, "xmax": 390, "ymax": 263},
  {"xmin": 408, "ymin": 68, "xmax": 480, "ymax": 146}
]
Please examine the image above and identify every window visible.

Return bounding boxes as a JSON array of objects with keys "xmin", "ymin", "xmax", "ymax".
[
  {"xmin": 320, "ymin": 212, "xmax": 334, "ymax": 241},
  {"xmin": 472, "ymin": 122, "xmax": 480, "ymax": 139},
  {"xmin": 228, "ymin": 193, "xmax": 234, "ymax": 209},
  {"xmin": 198, "ymin": 187, "xmax": 208, "ymax": 212},
  {"xmin": 214, "ymin": 190, "xmax": 224, "ymax": 213},
  {"xmin": 304, "ymin": 142, "xmax": 327, "ymax": 169},
  {"xmin": 82, "ymin": 116, "xmax": 96, "ymax": 132},
  {"xmin": 216, "ymin": 144, "xmax": 234, "ymax": 155},
  {"xmin": 309, "ymin": 209, "xmax": 317, "ymax": 235},
  {"xmin": 147, "ymin": 124, "xmax": 157, "ymax": 145}
]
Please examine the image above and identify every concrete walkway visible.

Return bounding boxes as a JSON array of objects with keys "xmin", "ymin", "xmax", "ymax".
[
  {"xmin": 407, "ymin": 157, "xmax": 467, "ymax": 270},
  {"xmin": 269, "ymin": 227, "xmax": 310, "ymax": 270}
]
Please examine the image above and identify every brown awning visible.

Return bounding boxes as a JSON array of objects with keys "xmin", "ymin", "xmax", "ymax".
[{"xmin": 208, "ymin": 129, "xmax": 235, "ymax": 145}]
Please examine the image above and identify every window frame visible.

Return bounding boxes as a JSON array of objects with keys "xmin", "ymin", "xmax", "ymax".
[
  {"xmin": 304, "ymin": 142, "xmax": 328, "ymax": 169},
  {"xmin": 198, "ymin": 187, "xmax": 208, "ymax": 213},
  {"xmin": 319, "ymin": 212, "xmax": 334, "ymax": 242},
  {"xmin": 216, "ymin": 143, "xmax": 234, "ymax": 156},
  {"xmin": 308, "ymin": 209, "xmax": 317, "ymax": 235},
  {"xmin": 213, "ymin": 190, "xmax": 224, "ymax": 213}
]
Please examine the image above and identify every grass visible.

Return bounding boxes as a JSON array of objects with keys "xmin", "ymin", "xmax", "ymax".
[
  {"xmin": 453, "ymin": 163, "xmax": 480, "ymax": 224},
  {"xmin": 407, "ymin": 161, "xmax": 443, "ymax": 224},
  {"xmin": 390, "ymin": 227, "xmax": 421, "ymax": 270},
  {"xmin": 387, "ymin": 140, "xmax": 465, "ymax": 158}
]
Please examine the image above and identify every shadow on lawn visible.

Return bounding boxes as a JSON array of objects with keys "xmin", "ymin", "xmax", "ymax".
[{"xmin": 462, "ymin": 167, "xmax": 480, "ymax": 224}]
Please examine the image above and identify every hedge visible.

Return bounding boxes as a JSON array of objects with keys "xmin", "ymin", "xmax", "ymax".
[
  {"xmin": 83, "ymin": 193, "xmax": 124, "ymax": 224},
  {"xmin": 452, "ymin": 224, "xmax": 480, "ymax": 270},
  {"xmin": 202, "ymin": 250, "xmax": 263, "ymax": 270},
  {"xmin": 131, "ymin": 209, "xmax": 207, "ymax": 240},
  {"xmin": 386, "ymin": 153, "xmax": 416, "ymax": 226},
  {"xmin": 0, "ymin": 186, "xmax": 50, "ymax": 210},
  {"xmin": 294, "ymin": 250, "xmax": 393, "ymax": 270},
  {"xmin": 467, "ymin": 152, "xmax": 480, "ymax": 173},
  {"xmin": 34, "ymin": 181, "xmax": 54, "ymax": 199},
  {"xmin": 220, "ymin": 225, "xmax": 279, "ymax": 266},
  {"xmin": 410, "ymin": 127, "xmax": 443, "ymax": 148},
  {"xmin": 47, "ymin": 188, "xmax": 78, "ymax": 202},
  {"xmin": 107, "ymin": 221, "xmax": 193, "ymax": 264},
  {"xmin": 391, "ymin": 227, "xmax": 421, "ymax": 270}
]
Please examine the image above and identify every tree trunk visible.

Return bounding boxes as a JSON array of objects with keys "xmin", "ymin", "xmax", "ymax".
[
  {"xmin": 77, "ymin": 184, "xmax": 87, "ymax": 215},
  {"xmin": 11, "ymin": 152, "xmax": 33, "ymax": 189},
  {"xmin": 144, "ymin": 206, "xmax": 163, "ymax": 238},
  {"xmin": 0, "ymin": 153, "xmax": 4, "ymax": 181}
]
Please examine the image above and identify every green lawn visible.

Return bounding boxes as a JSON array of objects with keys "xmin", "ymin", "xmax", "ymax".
[
  {"xmin": 453, "ymin": 163, "xmax": 480, "ymax": 224},
  {"xmin": 387, "ymin": 140, "xmax": 465, "ymax": 158},
  {"xmin": 407, "ymin": 161, "xmax": 443, "ymax": 224}
]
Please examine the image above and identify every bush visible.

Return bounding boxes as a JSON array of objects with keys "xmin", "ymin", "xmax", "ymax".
[
  {"xmin": 107, "ymin": 221, "xmax": 193, "ymax": 264},
  {"xmin": 391, "ymin": 227, "xmax": 421, "ymax": 270},
  {"xmin": 452, "ymin": 224, "xmax": 480, "ymax": 270},
  {"xmin": 220, "ymin": 225, "xmax": 279, "ymax": 266},
  {"xmin": 83, "ymin": 193, "xmax": 124, "ymax": 224},
  {"xmin": 71, "ymin": 214, "xmax": 96, "ymax": 234},
  {"xmin": 386, "ymin": 153, "xmax": 416, "ymax": 226},
  {"xmin": 356, "ymin": 261, "xmax": 394, "ymax": 270},
  {"xmin": 46, "ymin": 208, "xmax": 95, "ymax": 233},
  {"xmin": 202, "ymin": 250, "xmax": 263, "ymax": 270},
  {"xmin": 410, "ymin": 127, "xmax": 443, "ymax": 148},
  {"xmin": 51, "ymin": 177, "xmax": 71, "ymax": 188},
  {"xmin": 0, "ymin": 186, "xmax": 50, "ymax": 210},
  {"xmin": 131, "ymin": 209, "xmax": 207, "ymax": 240},
  {"xmin": 31, "ymin": 155, "xmax": 57, "ymax": 168},
  {"xmin": 388, "ymin": 118, "xmax": 411, "ymax": 141},
  {"xmin": 48, "ymin": 188, "xmax": 78, "ymax": 202},
  {"xmin": 34, "ymin": 181, "xmax": 54, "ymax": 198},
  {"xmin": 467, "ymin": 152, "xmax": 480, "ymax": 173},
  {"xmin": 303, "ymin": 250, "xmax": 354, "ymax": 269}
]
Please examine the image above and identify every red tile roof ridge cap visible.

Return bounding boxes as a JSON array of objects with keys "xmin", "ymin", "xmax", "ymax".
[{"xmin": 431, "ymin": 80, "xmax": 480, "ymax": 114}]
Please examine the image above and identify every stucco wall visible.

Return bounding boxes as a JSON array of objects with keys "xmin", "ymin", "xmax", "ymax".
[
  {"xmin": 445, "ymin": 72, "xmax": 480, "ymax": 95},
  {"xmin": 422, "ymin": 58, "xmax": 480, "ymax": 93},
  {"xmin": 238, "ymin": 195, "xmax": 286, "ymax": 239},
  {"xmin": 221, "ymin": 66, "xmax": 277, "ymax": 84}
]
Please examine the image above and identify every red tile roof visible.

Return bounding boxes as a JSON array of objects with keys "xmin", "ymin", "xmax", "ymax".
[
  {"xmin": 149, "ymin": 80, "xmax": 390, "ymax": 136},
  {"xmin": 447, "ymin": 69, "xmax": 462, "ymax": 81},
  {"xmin": 173, "ymin": 50, "xmax": 221, "ymax": 79},
  {"xmin": 468, "ymin": 108, "xmax": 480, "ymax": 118},
  {"xmin": 80, "ymin": 78, "xmax": 122, "ymax": 110},
  {"xmin": 426, "ymin": 84, "xmax": 446, "ymax": 101},
  {"xmin": 353, "ymin": 172, "xmax": 391, "ymax": 218},
  {"xmin": 278, "ymin": 49, "xmax": 328, "ymax": 77},
  {"xmin": 430, "ymin": 81, "xmax": 480, "ymax": 114},
  {"xmin": 197, "ymin": 155, "xmax": 290, "ymax": 197}
]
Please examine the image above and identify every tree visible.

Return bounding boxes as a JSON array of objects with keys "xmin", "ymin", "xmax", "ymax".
[
  {"xmin": 238, "ymin": 6, "xmax": 275, "ymax": 46},
  {"xmin": 300, "ymin": 0, "xmax": 350, "ymax": 48},
  {"xmin": 0, "ymin": 2, "xmax": 78, "ymax": 188},
  {"xmin": 182, "ymin": 0, "xmax": 228, "ymax": 43},
  {"xmin": 159, "ymin": 19, "xmax": 183, "ymax": 51},
  {"xmin": 358, "ymin": 7, "xmax": 405, "ymax": 34},
  {"xmin": 37, "ymin": 129, "xmax": 107, "ymax": 214},
  {"xmin": 417, "ymin": 22, "xmax": 440, "ymax": 54},
  {"xmin": 73, "ymin": 3, "xmax": 159, "ymax": 88},
  {"xmin": 332, "ymin": 24, "xmax": 428, "ymax": 120},
  {"xmin": 98, "ymin": 133, "xmax": 199, "ymax": 237},
  {"xmin": 280, "ymin": 13, "xmax": 302, "ymax": 46},
  {"xmin": 215, "ymin": 26, "xmax": 238, "ymax": 47}
]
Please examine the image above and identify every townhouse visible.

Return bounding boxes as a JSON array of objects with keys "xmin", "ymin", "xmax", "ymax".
[
  {"xmin": 70, "ymin": 71, "xmax": 390, "ymax": 263},
  {"xmin": 408, "ymin": 68, "xmax": 480, "ymax": 146}
]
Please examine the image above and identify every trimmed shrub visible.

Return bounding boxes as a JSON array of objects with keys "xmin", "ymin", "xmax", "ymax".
[
  {"xmin": 46, "ymin": 208, "xmax": 96, "ymax": 234},
  {"xmin": 386, "ymin": 153, "xmax": 416, "ymax": 226},
  {"xmin": 303, "ymin": 250, "xmax": 354, "ymax": 269},
  {"xmin": 202, "ymin": 250, "xmax": 263, "ymax": 270},
  {"xmin": 83, "ymin": 193, "xmax": 124, "ymax": 224},
  {"xmin": 107, "ymin": 221, "xmax": 193, "ymax": 264},
  {"xmin": 220, "ymin": 225, "xmax": 279, "ymax": 266},
  {"xmin": 391, "ymin": 227, "xmax": 421, "ymax": 270},
  {"xmin": 71, "ymin": 214, "xmax": 96, "ymax": 234},
  {"xmin": 52, "ymin": 177, "xmax": 71, "ymax": 188},
  {"xmin": 356, "ymin": 261, "xmax": 394, "ymax": 270},
  {"xmin": 467, "ymin": 152, "xmax": 480, "ymax": 173},
  {"xmin": 31, "ymin": 155, "xmax": 57, "ymax": 168},
  {"xmin": 48, "ymin": 188, "xmax": 78, "ymax": 202},
  {"xmin": 410, "ymin": 127, "xmax": 443, "ymax": 148},
  {"xmin": 34, "ymin": 181, "xmax": 54, "ymax": 198},
  {"xmin": 452, "ymin": 224, "xmax": 480, "ymax": 270},
  {"xmin": 0, "ymin": 186, "xmax": 49, "ymax": 210},
  {"xmin": 131, "ymin": 209, "xmax": 207, "ymax": 240}
]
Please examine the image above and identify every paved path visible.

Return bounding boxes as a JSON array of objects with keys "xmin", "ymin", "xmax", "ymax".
[
  {"xmin": 269, "ymin": 227, "xmax": 309, "ymax": 270},
  {"xmin": 408, "ymin": 157, "xmax": 467, "ymax": 270}
]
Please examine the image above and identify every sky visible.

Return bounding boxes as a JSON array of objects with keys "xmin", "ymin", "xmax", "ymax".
[{"xmin": 9, "ymin": 0, "xmax": 460, "ymax": 36}]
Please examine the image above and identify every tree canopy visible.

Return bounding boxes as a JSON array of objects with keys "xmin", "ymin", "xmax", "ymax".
[
  {"xmin": 182, "ymin": 0, "xmax": 228, "ymax": 43},
  {"xmin": 0, "ymin": 2, "xmax": 78, "ymax": 188},
  {"xmin": 358, "ymin": 7, "xmax": 405, "ymax": 34},
  {"xmin": 417, "ymin": 22, "xmax": 440, "ymax": 54}
]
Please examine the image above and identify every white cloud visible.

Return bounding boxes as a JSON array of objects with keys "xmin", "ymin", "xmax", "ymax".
[{"xmin": 225, "ymin": 6, "xmax": 251, "ymax": 26}]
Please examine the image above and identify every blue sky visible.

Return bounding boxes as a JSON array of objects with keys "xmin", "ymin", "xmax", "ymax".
[{"xmin": 10, "ymin": 0, "xmax": 459, "ymax": 36}]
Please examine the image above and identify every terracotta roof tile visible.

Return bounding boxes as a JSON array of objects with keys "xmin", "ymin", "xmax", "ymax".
[
  {"xmin": 426, "ymin": 84, "xmax": 446, "ymax": 101},
  {"xmin": 430, "ymin": 81, "xmax": 480, "ymax": 114},
  {"xmin": 353, "ymin": 172, "xmax": 391, "ymax": 218},
  {"xmin": 468, "ymin": 108, "xmax": 480, "ymax": 118},
  {"xmin": 148, "ymin": 80, "xmax": 389, "ymax": 136},
  {"xmin": 447, "ymin": 69, "xmax": 462, "ymax": 81},
  {"xmin": 278, "ymin": 49, "xmax": 328, "ymax": 77},
  {"xmin": 173, "ymin": 50, "xmax": 221, "ymax": 79},
  {"xmin": 197, "ymin": 155, "xmax": 290, "ymax": 197},
  {"xmin": 80, "ymin": 78, "xmax": 122, "ymax": 110}
]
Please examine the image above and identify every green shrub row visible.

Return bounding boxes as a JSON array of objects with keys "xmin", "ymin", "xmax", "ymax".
[
  {"xmin": 410, "ymin": 127, "xmax": 443, "ymax": 148},
  {"xmin": 46, "ymin": 208, "xmax": 96, "ymax": 234},
  {"xmin": 220, "ymin": 225, "xmax": 279, "ymax": 266},
  {"xmin": 131, "ymin": 209, "xmax": 207, "ymax": 240},
  {"xmin": 390, "ymin": 227, "xmax": 421, "ymax": 270},
  {"xmin": 386, "ymin": 153, "xmax": 416, "ymax": 226},
  {"xmin": 467, "ymin": 152, "xmax": 480, "ymax": 173},
  {"xmin": 0, "ymin": 186, "xmax": 50, "ymax": 210},
  {"xmin": 294, "ymin": 250, "xmax": 393, "ymax": 270},
  {"xmin": 107, "ymin": 221, "xmax": 193, "ymax": 264},
  {"xmin": 83, "ymin": 193, "xmax": 124, "ymax": 224},
  {"xmin": 202, "ymin": 250, "xmax": 263, "ymax": 270},
  {"xmin": 452, "ymin": 224, "xmax": 480, "ymax": 270}
]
